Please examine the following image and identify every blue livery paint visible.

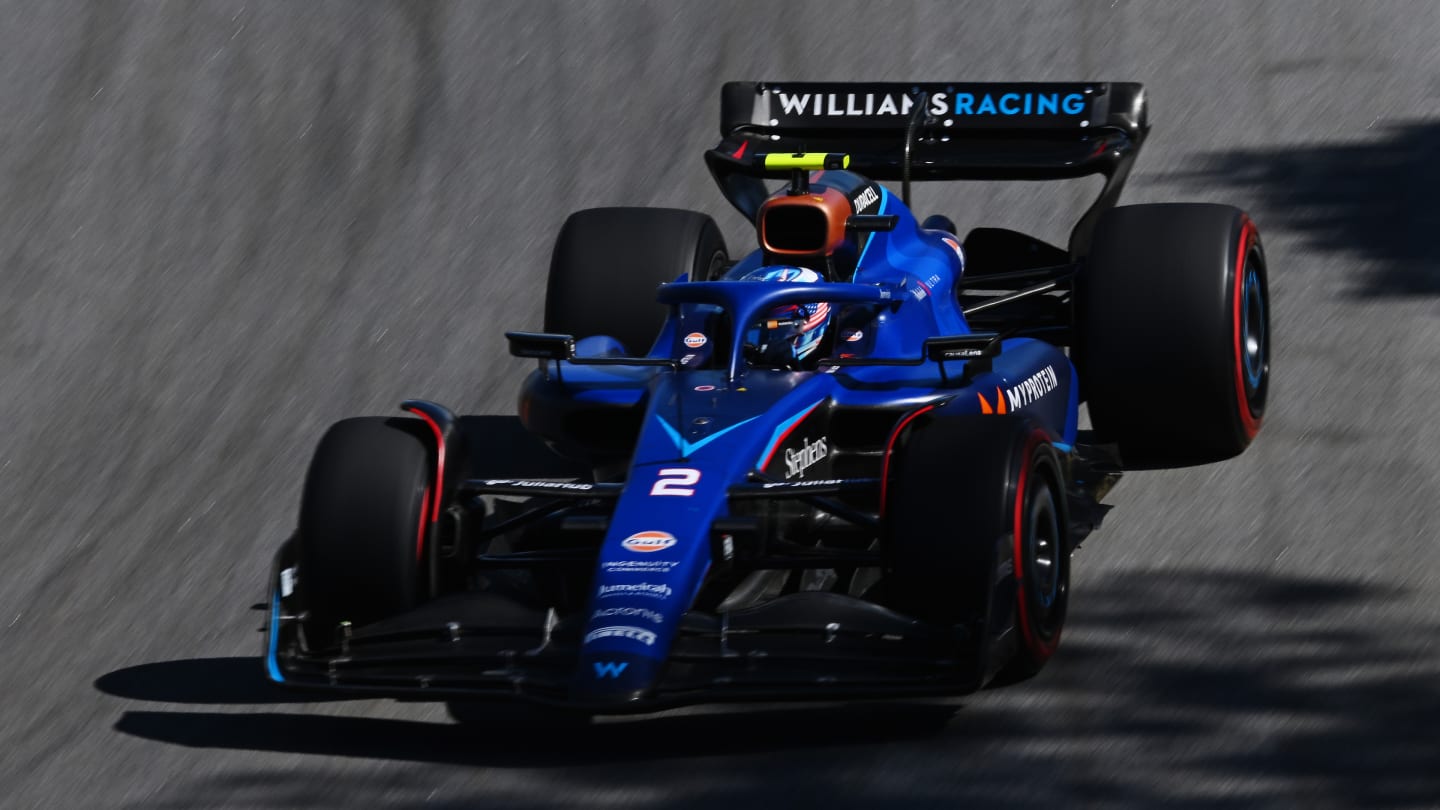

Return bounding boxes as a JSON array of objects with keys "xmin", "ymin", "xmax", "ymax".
[{"xmin": 516, "ymin": 169, "xmax": 1081, "ymax": 702}]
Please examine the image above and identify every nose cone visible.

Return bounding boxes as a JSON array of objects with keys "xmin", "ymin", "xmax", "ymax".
[{"xmin": 571, "ymin": 652, "xmax": 662, "ymax": 706}]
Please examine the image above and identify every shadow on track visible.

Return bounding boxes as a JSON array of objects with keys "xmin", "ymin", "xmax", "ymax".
[
  {"xmin": 1185, "ymin": 121, "xmax": 1440, "ymax": 297},
  {"xmin": 111, "ymin": 700, "xmax": 959, "ymax": 768},
  {"xmin": 95, "ymin": 657, "xmax": 341, "ymax": 705},
  {"xmin": 101, "ymin": 570, "xmax": 1440, "ymax": 808}
]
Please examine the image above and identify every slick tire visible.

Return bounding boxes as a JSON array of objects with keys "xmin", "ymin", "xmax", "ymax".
[
  {"xmin": 884, "ymin": 413, "xmax": 1069, "ymax": 681},
  {"xmin": 545, "ymin": 207, "xmax": 729, "ymax": 355},
  {"xmin": 1079, "ymin": 204, "xmax": 1270, "ymax": 468},
  {"xmin": 298, "ymin": 417, "xmax": 432, "ymax": 649}
]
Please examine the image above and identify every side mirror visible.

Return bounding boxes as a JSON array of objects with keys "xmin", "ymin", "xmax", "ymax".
[
  {"xmin": 846, "ymin": 214, "xmax": 899, "ymax": 233},
  {"xmin": 505, "ymin": 331, "xmax": 575, "ymax": 360}
]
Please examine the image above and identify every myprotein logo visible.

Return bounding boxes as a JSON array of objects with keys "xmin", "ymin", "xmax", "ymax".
[
  {"xmin": 784, "ymin": 436, "xmax": 828, "ymax": 479},
  {"xmin": 1006, "ymin": 365, "xmax": 1059, "ymax": 411},
  {"xmin": 593, "ymin": 606, "xmax": 665, "ymax": 624},
  {"xmin": 621, "ymin": 530, "xmax": 677, "ymax": 553},
  {"xmin": 585, "ymin": 626, "xmax": 657, "ymax": 646},
  {"xmin": 597, "ymin": 582, "xmax": 672, "ymax": 600},
  {"xmin": 775, "ymin": 91, "xmax": 1086, "ymax": 120}
]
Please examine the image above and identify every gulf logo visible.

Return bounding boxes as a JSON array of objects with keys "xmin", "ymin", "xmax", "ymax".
[
  {"xmin": 684, "ymin": 332, "xmax": 707, "ymax": 348},
  {"xmin": 622, "ymin": 530, "xmax": 677, "ymax": 553}
]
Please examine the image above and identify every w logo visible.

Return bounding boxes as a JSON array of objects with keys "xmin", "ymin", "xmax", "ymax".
[{"xmin": 593, "ymin": 661, "xmax": 629, "ymax": 679}]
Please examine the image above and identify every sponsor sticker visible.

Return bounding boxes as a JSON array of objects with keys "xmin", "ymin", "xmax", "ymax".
[
  {"xmin": 684, "ymin": 332, "xmax": 708, "ymax": 349},
  {"xmin": 593, "ymin": 661, "xmax": 628, "ymax": 678},
  {"xmin": 585, "ymin": 625, "xmax": 657, "ymax": 646},
  {"xmin": 772, "ymin": 89, "xmax": 1088, "ymax": 122},
  {"xmin": 601, "ymin": 560, "xmax": 679, "ymax": 574},
  {"xmin": 597, "ymin": 582, "xmax": 673, "ymax": 599},
  {"xmin": 1005, "ymin": 365, "xmax": 1059, "ymax": 411},
  {"xmin": 852, "ymin": 185, "xmax": 880, "ymax": 214},
  {"xmin": 784, "ymin": 436, "xmax": 829, "ymax": 479},
  {"xmin": 480, "ymin": 479, "xmax": 594, "ymax": 491},
  {"xmin": 593, "ymin": 606, "xmax": 665, "ymax": 624},
  {"xmin": 843, "ymin": 329, "xmax": 864, "ymax": 343},
  {"xmin": 760, "ymin": 478, "xmax": 845, "ymax": 489},
  {"xmin": 694, "ymin": 384, "xmax": 716, "ymax": 392},
  {"xmin": 622, "ymin": 530, "xmax": 677, "ymax": 553}
]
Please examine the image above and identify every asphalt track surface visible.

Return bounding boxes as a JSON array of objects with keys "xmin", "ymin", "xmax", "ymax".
[{"xmin": 3, "ymin": 2, "xmax": 1439, "ymax": 807}]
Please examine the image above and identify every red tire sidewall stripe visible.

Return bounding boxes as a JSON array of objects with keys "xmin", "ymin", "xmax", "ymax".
[
  {"xmin": 879, "ymin": 404, "xmax": 937, "ymax": 516},
  {"xmin": 414, "ymin": 484, "xmax": 432, "ymax": 562},
  {"xmin": 404, "ymin": 407, "xmax": 447, "ymax": 562},
  {"xmin": 1014, "ymin": 429, "xmax": 1060, "ymax": 661},
  {"xmin": 1231, "ymin": 216, "xmax": 1262, "ymax": 440}
]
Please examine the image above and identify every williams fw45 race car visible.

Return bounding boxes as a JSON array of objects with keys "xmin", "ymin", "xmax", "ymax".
[{"xmin": 263, "ymin": 82, "xmax": 1270, "ymax": 715}]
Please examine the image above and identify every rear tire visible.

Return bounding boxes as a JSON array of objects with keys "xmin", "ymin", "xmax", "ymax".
[
  {"xmin": 1079, "ymin": 203, "xmax": 1269, "ymax": 467},
  {"xmin": 298, "ymin": 417, "xmax": 432, "ymax": 649},
  {"xmin": 884, "ymin": 413, "xmax": 1070, "ymax": 680},
  {"xmin": 546, "ymin": 207, "xmax": 728, "ymax": 355}
]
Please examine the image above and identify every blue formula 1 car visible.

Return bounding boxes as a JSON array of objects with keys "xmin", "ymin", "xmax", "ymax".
[{"xmin": 263, "ymin": 82, "xmax": 1270, "ymax": 714}]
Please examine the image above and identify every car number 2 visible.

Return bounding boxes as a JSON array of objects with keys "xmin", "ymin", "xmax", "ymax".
[{"xmin": 650, "ymin": 468, "xmax": 700, "ymax": 496}]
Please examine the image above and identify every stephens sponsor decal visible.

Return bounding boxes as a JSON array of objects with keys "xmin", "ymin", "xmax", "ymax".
[
  {"xmin": 773, "ymin": 90, "xmax": 1087, "ymax": 120},
  {"xmin": 684, "ymin": 332, "xmax": 708, "ymax": 348},
  {"xmin": 597, "ymin": 582, "xmax": 673, "ymax": 599},
  {"xmin": 621, "ymin": 530, "xmax": 677, "ymax": 553},
  {"xmin": 585, "ymin": 625, "xmax": 657, "ymax": 646},
  {"xmin": 784, "ymin": 436, "xmax": 828, "ymax": 479},
  {"xmin": 602, "ymin": 560, "xmax": 679, "ymax": 574},
  {"xmin": 593, "ymin": 606, "xmax": 665, "ymax": 624}
]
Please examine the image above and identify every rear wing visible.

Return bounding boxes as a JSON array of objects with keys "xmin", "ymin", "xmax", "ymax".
[{"xmin": 704, "ymin": 82, "xmax": 1149, "ymax": 257}]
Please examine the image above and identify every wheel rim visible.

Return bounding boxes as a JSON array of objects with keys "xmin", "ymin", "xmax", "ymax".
[
  {"xmin": 1241, "ymin": 256, "xmax": 1267, "ymax": 393},
  {"xmin": 1027, "ymin": 480, "xmax": 1062, "ymax": 615}
]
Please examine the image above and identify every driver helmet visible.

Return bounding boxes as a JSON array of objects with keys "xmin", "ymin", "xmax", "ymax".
[{"xmin": 738, "ymin": 265, "xmax": 832, "ymax": 366}]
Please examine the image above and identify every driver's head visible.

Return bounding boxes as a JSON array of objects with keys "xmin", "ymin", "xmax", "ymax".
[{"xmin": 738, "ymin": 266, "xmax": 831, "ymax": 368}]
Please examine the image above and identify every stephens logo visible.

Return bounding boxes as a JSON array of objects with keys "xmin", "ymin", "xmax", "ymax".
[
  {"xmin": 621, "ymin": 530, "xmax": 677, "ymax": 553},
  {"xmin": 784, "ymin": 436, "xmax": 828, "ymax": 479},
  {"xmin": 585, "ymin": 625, "xmax": 657, "ymax": 646},
  {"xmin": 684, "ymin": 332, "xmax": 707, "ymax": 348},
  {"xmin": 597, "ymin": 582, "xmax": 673, "ymax": 599}
]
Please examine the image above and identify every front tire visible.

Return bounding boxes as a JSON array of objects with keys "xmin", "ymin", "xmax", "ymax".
[
  {"xmin": 884, "ymin": 413, "xmax": 1070, "ymax": 681},
  {"xmin": 297, "ymin": 417, "xmax": 432, "ymax": 649}
]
